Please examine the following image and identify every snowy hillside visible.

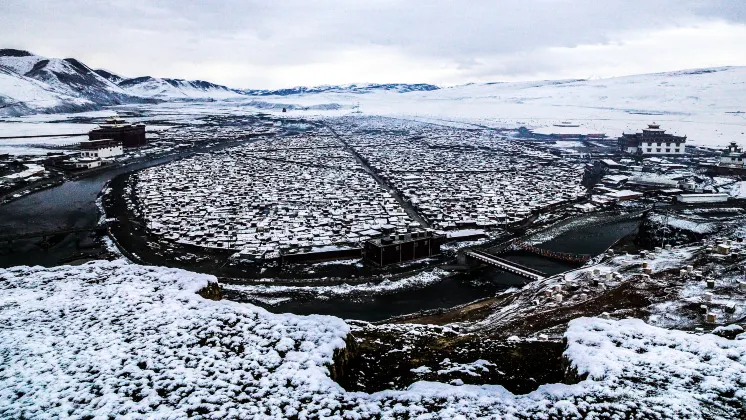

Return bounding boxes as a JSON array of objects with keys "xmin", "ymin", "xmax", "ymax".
[
  {"xmin": 437, "ymin": 67, "xmax": 744, "ymax": 115},
  {"xmin": 0, "ymin": 49, "xmax": 136, "ymax": 104},
  {"xmin": 0, "ymin": 49, "xmax": 242, "ymax": 116},
  {"xmin": 1, "ymin": 260, "xmax": 744, "ymax": 418},
  {"xmin": 0, "ymin": 49, "xmax": 442, "ymax": 116},
  {"xmin": 118, "ymin": 76, "xmax": 244, "ymax": 100},
  {"xmin": 255, "ymin": 66, "xmax": 746, "ymax": 148},
  {"xmin": 94, "ymin": 68, "xmax": 124, "ymax": 84},
  {"xmin": 0, "ymin": 49, "xmax": 145, "ymax": 115},
  {"xmin": 0, "ymin": 66, "xmax": 95, "ymax": 116}
]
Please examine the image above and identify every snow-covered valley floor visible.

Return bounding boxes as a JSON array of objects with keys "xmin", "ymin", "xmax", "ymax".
[{"xmin": 3, "ymin": 65, "xmax": 746, "ymax": 156}]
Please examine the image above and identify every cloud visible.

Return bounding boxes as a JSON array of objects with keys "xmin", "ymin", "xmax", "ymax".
[
  {"xmin": 448, "ymin": 21, "xmax": 746, "ymax": 83},
  {"xmin": 0, "ymin": 0, "xmax": 745, "ymax": 88}
]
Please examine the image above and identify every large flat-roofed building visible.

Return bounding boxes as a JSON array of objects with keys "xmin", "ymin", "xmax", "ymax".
[
  {"xmin": 619, "ymin": 123, "xmax": 686, "ymax": 156},
  {"xmin": 675, "ymin": 193, "xmax": 729, "ymax": 204},
  {"xmin": 89, "ymin": 117, "xmax": 146, "ymax": 148},
  {"xmin": 79, "ymin": 139, "xmax": 123, "ymax": 159},
  {"xmin": 364, "ymin": 231, "xmax": 444, "ymax": 266}
]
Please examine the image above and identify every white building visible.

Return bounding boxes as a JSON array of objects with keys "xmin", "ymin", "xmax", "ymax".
[
  {"xmin": 66, "ymin": 158, "xmax": 102, "ymax": 169},
  {"xmin": 79, "ymin": 139, "xmax": 123, "ymax": 159}
]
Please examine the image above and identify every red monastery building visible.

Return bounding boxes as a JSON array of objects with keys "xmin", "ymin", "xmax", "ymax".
[{"xmin": 89, "ymin": 116, "xmax": 146, "ymax": 148}]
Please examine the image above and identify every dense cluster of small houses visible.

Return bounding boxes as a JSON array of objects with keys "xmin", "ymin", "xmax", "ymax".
[
  {"xmin": 133, "ymin": 132, "xmax": 420, "ymax": 261},
  {"xmin": 331, "ymin": 117, "xmax": 587, "ymax": 230},
  {"xmin": 131, "ymin": 117, "xmax": 591, "ymax": 261}
]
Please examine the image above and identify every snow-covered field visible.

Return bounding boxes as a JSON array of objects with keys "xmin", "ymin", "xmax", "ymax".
[
  {"xmin": 247, "ymin": 66, "xmax": 746, "ymax": 149},
  {"xmin": 0, "ymin": 104, "xmax": 233, "ymax": 154},
  {"xmin": 3, "ymin": 66, "xmax": 746, "ymax": 154},
  {"xmin": 2, "ymin": 260, "xmax": 744, "ymax": 418},
  {"xmin": 0, "ymin": 122, "xmax": 95, "ymax": 152}
]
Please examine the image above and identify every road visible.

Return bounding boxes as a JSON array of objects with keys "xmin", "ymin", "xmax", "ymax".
[{"xmin": 322, "ymin": 122, "xmax": 430, "ymax": 229}]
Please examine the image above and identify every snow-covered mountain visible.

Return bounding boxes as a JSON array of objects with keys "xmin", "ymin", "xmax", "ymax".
[
  {"xmin": 93, "ymin": 69, "xmax": 124, "ymax": 84},
  {"xmin": 117, "ymin": 76, "xmax": 243, "ymax": 100},
  {"xmin": 0, "ymin": 64, "xmax": 95, "ymax": 116},
  {"xmin": 0, "ymin": 49, "xmax": 149, "ymax": 115},
  {"xmin": 238, "ymin": 83, "xmax": 439, "ymax": 96},
  {"xmin": 0, "ymin": 49, "xmax": 443, "ymax": 116},
  {"xmin": 0, "ymin": 49, "xmax": 244, "ymax": 115},
  {"xmin": 0, "ymin": 49, "xmax": 140, "ymax": 106}
]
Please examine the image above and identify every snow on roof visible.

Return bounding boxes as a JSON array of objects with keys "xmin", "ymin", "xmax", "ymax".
[
  {"xmin": 602, "ymin": 174, "xmax": 629, "ymax": 183},
  {"xmin": 2, "ymin": 163, "xmax": 44, "ymax": 180},
  {"xmin": 446, "ymin": 228, "xmax": 487, "ymax": 238},
  {"xmin": 605, "ymin": 189, "xmax": 643, "ymax": 198},
  {"xmin": 573, "ymin": 202, "xmax": 596, "ymax": 211},
  {"xmin": 629, "ymin": 174, "xmax": 680, "ymax": 187},
  {"xmin": 2, "ymin": 260, "xmax": 745, "ymax": 418}
]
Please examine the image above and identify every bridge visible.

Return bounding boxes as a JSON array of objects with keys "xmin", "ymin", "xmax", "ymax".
[
  {"xmin": 464, "ymin": 249, "xmax": 547, "ymax": 281},
  {"xmin": 0, "ymin": 226, "xmax": 105, "ymax": 242},
  {"xmin": 509, "ymin": 242, "xmax": 592, "ymax": 265}
]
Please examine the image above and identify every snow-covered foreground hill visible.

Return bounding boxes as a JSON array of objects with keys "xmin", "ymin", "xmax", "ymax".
[{"xmin": 1, "ymin": 260, "xmax": 744, "ymax": 418}]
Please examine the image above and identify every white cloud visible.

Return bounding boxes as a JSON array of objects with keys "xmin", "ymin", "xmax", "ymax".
[
  {"xmin": 449, "ymin": 20, "xmax": 746, "ymax": 84},
  {"xmin": 0, "ymin": 0, "xmax": 744, "ymax": 88}
]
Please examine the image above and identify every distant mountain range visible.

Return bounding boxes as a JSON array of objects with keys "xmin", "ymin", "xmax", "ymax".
[
  {"xmin": 0, "ymin": 49, "xmax": 440, "ymax": 116},
  {"xmin": 2, "ymin": 48, "xmax": 744, "ymax": 124},
  {"xmin": 237, "ymin": 83, "xmax": 439, "ymax": 96}
]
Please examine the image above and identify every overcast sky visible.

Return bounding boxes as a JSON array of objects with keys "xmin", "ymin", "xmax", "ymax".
[{"xmin": 2, "ymin": 0, "xmax": 746, "ymax": 89}]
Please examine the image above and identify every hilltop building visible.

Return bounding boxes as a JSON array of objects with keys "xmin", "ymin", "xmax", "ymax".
[
  {"xmin": 618, "ymin": 123, "xmax": 686, "ymax": 156},
  {"xmin": 89, "ymin": 117, "xmax": 146, "ymax": 148}
]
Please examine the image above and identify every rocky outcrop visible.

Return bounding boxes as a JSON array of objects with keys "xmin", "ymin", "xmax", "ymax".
[
  {"xmin": 331, "ymin": 322, "xmax": 568, "ymax": 394},
  {"xmin": 197, "ymin": 282, "xmax": 223, "ymax": 300}
]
